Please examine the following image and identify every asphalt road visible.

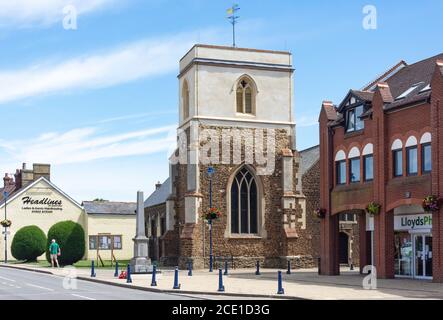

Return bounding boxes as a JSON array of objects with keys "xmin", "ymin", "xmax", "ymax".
[{"xmin": 0, "ymin": 267, "xmax": 195, "ymax": 300}]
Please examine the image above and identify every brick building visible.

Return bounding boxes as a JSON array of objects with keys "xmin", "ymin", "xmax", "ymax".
[
  {"xmin": 319, "ymin": 53, "xmax": 443, "ymax": 282},
  {"xmin": 145, "ymin": 44, "xmax": 319, "ymax": 269}
]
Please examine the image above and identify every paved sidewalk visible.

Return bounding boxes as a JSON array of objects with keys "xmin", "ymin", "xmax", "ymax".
[{"xmin": 2, "ymin": 263, "xmax": 443, "ymax": 300}]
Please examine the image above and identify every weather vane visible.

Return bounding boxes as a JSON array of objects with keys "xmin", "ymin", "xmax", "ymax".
[{"xmin": 227, "ymin": 4, "xmax": 240, "ymax": 47}]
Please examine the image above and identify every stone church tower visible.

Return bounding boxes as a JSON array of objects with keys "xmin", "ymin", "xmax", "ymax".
[{"xmin": 160, "ymin": 44, "xmax": 316, "ymax": 269}]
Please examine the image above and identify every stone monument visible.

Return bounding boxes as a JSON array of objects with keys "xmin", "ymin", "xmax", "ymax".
[{"xmin": 130, "ymin": 191, "xmax": 152, "ymax": 273}]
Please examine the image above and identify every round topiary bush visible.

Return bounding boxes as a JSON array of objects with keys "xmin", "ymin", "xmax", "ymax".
[
  {"xmin": 11, "ymin": 226, "xmax": 47, "ymax": 262},
  {"xmin": 46, "ymin": 221, "xmax": 85, "ymax": 266}
]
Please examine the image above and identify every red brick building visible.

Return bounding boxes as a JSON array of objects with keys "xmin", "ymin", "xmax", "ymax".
[{"xmin": 319, "ymin": 53, "xmax": 443, "ymax": 282}]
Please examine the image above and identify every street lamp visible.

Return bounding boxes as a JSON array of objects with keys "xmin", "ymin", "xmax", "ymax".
[
  {"xmin": 207, "ymin": 167, "xmax": 215, "ymax": 272},
  {"xmin": 3, "ymin": 191, "xmax": 8, "ymax": 264}
]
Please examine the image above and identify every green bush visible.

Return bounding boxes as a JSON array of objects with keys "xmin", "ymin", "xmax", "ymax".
[
  {"xmin": 11, "ymin": 226, "xmax": 47, "ymax": 262},
  {"xmin": 46, "ymin": 221, "xmax": 85, "ymax": 266}
]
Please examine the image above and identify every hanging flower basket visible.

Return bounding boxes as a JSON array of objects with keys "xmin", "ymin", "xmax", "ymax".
[
  {"xmin": 366, "ymin": 202, "xmax": 381, "ymax": 216},
  {"xmin": 315, "ymin": 208, "xmax": 326, "ymax": 219},
  {"xmin": 0, "ymin": 219, "xmax": 11, "ymax": 228},
  {"xmin": 203, "ymin": 207, "xmax": 221, "ymax": 221},
  {"xmin": 422, "ymin": 195, "xmax": 440, "ymax": 213}
]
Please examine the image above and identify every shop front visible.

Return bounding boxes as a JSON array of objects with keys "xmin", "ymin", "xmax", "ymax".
[{"xmin": 394, "ymin": 208, "xmax": 433, "ymax": 280}]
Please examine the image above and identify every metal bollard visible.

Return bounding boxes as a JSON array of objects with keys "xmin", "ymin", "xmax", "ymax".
[
  {"xmin": 318, "ymin": 257, "xmax": 321, "ymax": 275},
  {"xmin": 173, "ymin": 267, "xmax": 181, "ymax": 289},
  {"xmin": 218, "ymin": 269, "xmax": 225, "ymax": 292},
  {"xmin": 255, "ymin": 261, "xmax": 261, "ymax": 276},
  {"xmin": 188, "ymin": 261, "xmax": 193, "ymax": 277},
  {"xmin": 223, "ymin": 261, "xmax": 228, "ymax": 276},
  {"xmin": 90, "ymin": 260, "xmax": 96, "ymax": 278},
  {"xmin": 151, "ymin": 265, "xmax": 157, "ymax": 287},
  {"xmin": 114, "ymin": 261, "xmax": 119, "ymax": 278},
  {"xmin": 277, "ymin": 271, "xmax": 285, "ymax": 295},
  {"xmin": 286, "ymin": 260, "xmax": 291, "ymax": 275},
  {"xmin": 126, "ymin": 264, "xmax": 132, "ymax": 283}
]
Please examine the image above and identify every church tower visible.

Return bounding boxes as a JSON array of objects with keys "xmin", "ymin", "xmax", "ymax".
[{"xmin": 162, "ymin": 44, "xmax": 315, "ymax": 268}]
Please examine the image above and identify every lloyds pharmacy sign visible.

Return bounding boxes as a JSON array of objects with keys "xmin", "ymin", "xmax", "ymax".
[
  {"xmin": 394, "ymin": 214, "xmax": 433, "ymax": 231},
  {"xmin": 21, "ymin": 196, "xmax": 63, "ymax": 214}
]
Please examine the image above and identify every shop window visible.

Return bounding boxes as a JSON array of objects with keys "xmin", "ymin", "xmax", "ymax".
[
  {"xmin": 336, "ymin": 160, "xmax": 347, "ymax": 185},
  {"xmin": 89, "ymin": 236, "xmax": 97, "ymax": 250},
  {"xmin": 364, "ymin": 155, "xmax": 374, "ymax": 181},
  {"xmin": 346, "ymin": 105, "xmax": 364, "ymax": 133},
  {"xmin": 113, "ymin": 235, "xmax": 122, "ymax": 250},
  {"xmin": 406, "ymin": 146, "xmax": 418, "ymax": 176},
  {"xmin": 422, "ymin": 143, "xmax": 432, "ymax": 173},
  {"xmin": 349, "ymin": 158, "xmax": 360, "ymax": 183},
  {"xmin": 393, "ymin": 149, "xmax": 403, "ymax": 177},
  {"xmin": 99, "ymin": 235, "xmax": 112, "ymax": 250}
]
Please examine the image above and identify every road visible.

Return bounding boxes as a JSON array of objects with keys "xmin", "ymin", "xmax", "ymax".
[{"xmin": 0, "ymin": 267, "xmax": 196, "ymax": 300}]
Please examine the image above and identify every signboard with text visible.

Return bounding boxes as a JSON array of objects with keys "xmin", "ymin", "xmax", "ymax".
[{"xmin": 394, "ymin": 214, "xmax": 432, "ymax": 231}]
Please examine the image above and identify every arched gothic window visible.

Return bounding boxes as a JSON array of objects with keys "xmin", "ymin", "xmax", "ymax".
[
  {"xmin": 182, "ymin": 80, "xmax": 190, "ymax": 119},
  {"xmin": 230, "ymin": 167, "xmax": 258, "ymax": 234},
  {"xmin": 236, "ymin": 77, "xmax": 255, "ymax": 114}
]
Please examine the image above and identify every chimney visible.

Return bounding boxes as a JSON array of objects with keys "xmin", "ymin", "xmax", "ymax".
[
  {"xmin": 3, "ymin": 173, "xmax": 13, "ymax": 188},
  {"xmin": 32, "ymin": 163, "xmax": 51, "ymax": 181},
  {"xmin": 14, "ymin": 169, "xmax": 22, "ymax": 189},
  {"xmin": 155, "ymin": 181, "xmax": 162, "ymax": 190}
]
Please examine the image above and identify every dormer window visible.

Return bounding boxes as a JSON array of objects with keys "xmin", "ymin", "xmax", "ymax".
[
  {"xmin": 236, "ymin": 76, "xmax": 256, "ymax": 115},
  {"xmin": 346, "ymin": 105, "xmax": 364, "ymax": 133}
]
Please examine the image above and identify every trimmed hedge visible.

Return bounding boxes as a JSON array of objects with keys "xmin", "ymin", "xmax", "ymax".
[
  {"xmin": 46, "ymin": 221, "xmax": 85, "ymax": 266},
  {"xmin": 11, "ymin": 226, "xmax": 47, "ymax": 262}
]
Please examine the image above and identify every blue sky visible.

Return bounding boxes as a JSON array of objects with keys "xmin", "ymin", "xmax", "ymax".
[{"xmin": 0, "ymin": 0, "xmax": 442, "ymax": 202}]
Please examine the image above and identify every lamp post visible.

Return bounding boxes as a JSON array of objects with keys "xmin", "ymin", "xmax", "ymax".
[
  {"xmin": 3, "ymin": 191, "xmax": 8, "ymax": 264},
  {"xmin": 207, "ymin": 167, "xmax": 215, "ymax": 272}
]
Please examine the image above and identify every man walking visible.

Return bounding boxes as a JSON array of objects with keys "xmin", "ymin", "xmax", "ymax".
[{"xmin": 49, "ymin": 239, "xmax": 60, "ymax": 268}]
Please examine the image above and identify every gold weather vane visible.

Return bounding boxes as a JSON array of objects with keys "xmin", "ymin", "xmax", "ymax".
[{"xmin": 227, "ymin": 4, "xmax": 240, "ymax": 47}]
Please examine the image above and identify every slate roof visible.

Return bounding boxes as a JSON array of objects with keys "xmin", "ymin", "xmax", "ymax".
[
  {"xmin": 299, "ymin": 145, "xmax": 320, "ymax": 176},
  {"xmin": 144, "ymin": 178, "xmax": 171, "ymax": 208},
  {"xmin": 83, "ymin": 201, "xmax": 136, "ymax": 215},
  {"xmin": 332, "ymin": 53, "xmax": 443, "ymax": 127}
]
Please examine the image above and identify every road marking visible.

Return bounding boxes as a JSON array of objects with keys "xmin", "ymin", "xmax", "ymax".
[
  {"xmin": 25, "ymin": 283, "xmax": 54, "ymax": 291},
  {"xmin": 0, "ymin": 276, "xmax": 15, "ymax": 282},
  {"xmin": 71, "ymin": 294, "xmax": 96, "ymax": 300}
]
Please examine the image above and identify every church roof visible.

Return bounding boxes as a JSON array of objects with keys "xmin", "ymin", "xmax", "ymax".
[
  {"xmin": 144, "ymin": 178, "xmax": 171, "ymax": 208},
  {"xmin": 299, "ymin": 145, "xmax": 320, "ymax": 175}
]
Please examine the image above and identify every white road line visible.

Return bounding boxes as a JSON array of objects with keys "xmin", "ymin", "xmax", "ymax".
[
  {"xmin": 0, "ymin": 276, "xmax": 16, "ymax": 282},
  {"xmin": 71, "ymin": 294, "xmax": 96, "ymax": 300},
  {"xmin": 25, "ymin": 283, "xmax": 54, "ymax": 291}
]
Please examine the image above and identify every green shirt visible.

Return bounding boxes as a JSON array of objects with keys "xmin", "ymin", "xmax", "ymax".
[{"xmin": 49, "ymin": 243, "xmax": 59, "ymax": 255}]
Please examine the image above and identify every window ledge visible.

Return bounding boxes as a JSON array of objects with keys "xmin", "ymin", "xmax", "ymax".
[
  {"xmin": 227, "ymin": 234, "xmax": 263, "ymax": 240},
  {"xmin": 344, "ymin": 130, "xmax": 364, "ymax": 139}
]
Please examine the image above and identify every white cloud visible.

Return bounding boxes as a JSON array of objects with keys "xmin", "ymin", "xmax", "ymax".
[
  {"xmin": 0, "ymin": 124, "xmax": 177, "ymax": 166},
  {"xmin": 0, "ymin": 0, "xmax": 116, "ymax": 27},
  {"xmin": 0, "ymin": 31, "xmax": 207, "ymax": 104},
  {"xmin": 297, "ymin": 115, "xmax": 319, "ymax": 127}
]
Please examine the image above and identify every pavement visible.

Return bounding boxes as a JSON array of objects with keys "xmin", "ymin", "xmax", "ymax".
[
  {"xmin": 0, "ymin": 266, "xmax": 195, "ymax": 300},
  {"xmin": 2, "ymin": 263, "xmax": 443, "ymax": 300}
]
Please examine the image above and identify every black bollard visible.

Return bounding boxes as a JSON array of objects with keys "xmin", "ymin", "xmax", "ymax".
[
  {"xmin": 114, "ymin": 261, "xmax": 119, "ymax": 278},
  {"xmin": 223, "ymin": 261, "xmax": 228, "ymax": 276},
  {"xmin": 90, "ymin": 260, "xmax": 96, "ymax": 278},
  {"xmin": 277, "ymin": 271, "xmax": 285, "ymax": 295},
  {"xmin": 188, "ymin": 261, "xmax": 193, "ymax": 277},
  {"xmin": 151, "ymin": 265, "xmax": 157, "ymax": 287},
  {"xmin": 255, "ymin": 261, "xmax": 261, "ymax": 276},
  {"xmin": 318, "ymin": 257, "xmax": 321, "ymax": 275},
  {"xmin": 218, "ymin": 269, "xmax": 225, "ymax": 292},
  {"xmin": 126, "ymin": 264, "xmax": 132, "ymax": 283},
  {"xmin": 173, "ymin": 267, "xmax": 181, "ymax": 289},
  {"xmin": 286, "ymin": 260, "xmax": 291, "ymax": 275}
]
